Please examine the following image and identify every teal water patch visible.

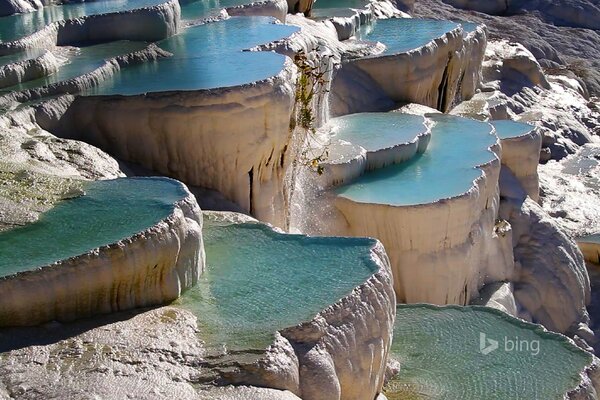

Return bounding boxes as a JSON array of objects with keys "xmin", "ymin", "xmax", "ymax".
[
  {"xmin": 175, "ymin": 217, "xmax": 379, "ymax": 352},
  {"xmin": 386, "ymin": 304, "xmax": 593, "ymax": 400},
  {"xmin": 0, "ymin": 177, "xmax": 187, "ymax": 277},
  {"xmin": 179, "ymin": 0, "xmax": 253, "ymax": 20},
  {"xmin": 460, "ymin": 21, "xmax": 479, "ymax": 34},
  {"xmin": 328, "ymin": 112, "xmax": 427, "ymax": 152},
  {"xmin": 336, "ymin": 114, "xmax": 496, "ymax": 206},
  {"xmin": 580, "ymin": 234, "xmax": 600, "ymax": 244},
  {"xmin": 313, "ymin": 0, "xmax": 369, "ymax": 9},
  {"xmin": 0, "ymin": 0, "xmax": 165, "ymax": 43},
  {"xmin": 0, "ymin": 48, "xmax": 45, "ymax": 67},
  {"xmin": 357, "ymin": 18, "xmax": 459, "ymax": 55},
  {"xmin": 87, "ymin": 17, "xmax": 298, "ymax": 95},
  {"xmin": 492, "ymin": 120, "xmax": 534, "ymax": 139},
  {"xmin": 0, "ymin": 41, "xmax": 148, "ymax": 93}
]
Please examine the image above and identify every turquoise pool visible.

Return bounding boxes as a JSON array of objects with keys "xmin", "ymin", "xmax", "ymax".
[
  {"xmin": 0, "ymin": 177, "xmax": 187, "ymax": 277},
  {"xmin": 336, "ymin": 114, "xmax": 497, "ymax": 206},
  {"xmin": 0, "ymin": 0, "xmax": 166, "ymax": 43},
  {"xmin": 0, "ymin": 48, "xmax": 45, "ymax": 67},
  {"xmin": 580, "ymin": 234, "xmax": 600, "ymax": 244},
  {"xmin": 179, "ymin": 0, "xmax": 253, "ymax": 20},
  {"xmin": 357, "ymin": 18, "xmax": 460, "ymax": 55},
  {"xmin": 175, "ymin": 217, "xmax": 379, "ymax": 352},
  {"xmin": 0, "ymin": 41, "xmax": 147, "ymax": 93},
  {"xmin": 492, "ymin": 120, "xmax": 535, "ymax": 139},
  {"xmin": 313, "ymin": 0, "xmax": 369, "ymax": 9},
  {"xmin": 328, "ymin": 112, "xmax": 427, "ymax": 152},
  {"xmin": 87, "ymin": 17, "xmax": 298, "ymax": 95},
  {"xmin": 386, "ymin": 304, "xmax": 593, "ymax": 400}
]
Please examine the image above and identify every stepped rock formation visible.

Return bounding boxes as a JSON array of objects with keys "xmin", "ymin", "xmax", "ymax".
[
  {"xmin": 0, "ymin": 0, "xmax": 181, "ymax": 56},
  {"xmin": 330, "ymin": 20, "xmax": 487, "ymax": 116}
]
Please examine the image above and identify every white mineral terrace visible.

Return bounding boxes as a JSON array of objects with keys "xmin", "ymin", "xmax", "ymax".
[{"xmin": 0, "ymin": 0, "xmax": 596, "ymax": 398}]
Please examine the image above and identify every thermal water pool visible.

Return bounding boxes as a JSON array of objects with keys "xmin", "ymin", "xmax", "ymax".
[
  {"xmin": 385, "ymin": 304, "xmax": 593, "ymax": 400},
  {"xmin": 86, "ymin": 16, "xmax": 299, "ymax": 95},
  {"xmin": 336, "ymin": 114, "xmax": 497, "ymax": 206},
  {"xmin": 0, "ymin": 0, "xmax": 166, "ymax": 43},
  {"xmin": 0, "ymin": 177, "xmax": 187, "ymax": 277},
  {"xmin": 174, "ymin": 215, "xmax": 380, "ymax": 352}
]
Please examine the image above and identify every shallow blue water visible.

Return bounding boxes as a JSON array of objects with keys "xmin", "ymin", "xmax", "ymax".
[
  {"xmin": 0, "ymin": 0, "xmax": 165, "ymax": 43},
  {"xmin": 336, "ymin": 114, "xmax": 497, "ymax": 205},
  {"xmin": 460, "ymin": 21, "xmax": 479, "ymax": 34},
  {"xmin": 492, "ymin": 120, "xmax": 534, "ymax": 139},
  {"xmin": 0, "ymin": 177, "xmax": 187, "ymax": 277},
  {"xmin": 386, "ymin": 305, "xmax": 593, "ymax": 399},
  {"xmin": 358, "ymin": 18, "xmax": 460, "ymax": 54},
  {"xmin": 175, "ymin": 217, "xmax": 379, "ymax": 351},
  {"xmin": 0, "ymin": 48, "xmax": 45, "ymax": 67},
  {"xmin": 581, "ymin": 234, "xmax": 600, "ymax": 244},
  {"xmin": 313, "ymin": 0, "xmax": 369, "ymax": 9},
  {"xmin": 87, "ymin": 17, "xmax": 298, "ymax": 95},
  {"xmin": 0, "ymin": 41, "xmax": 147, "ymax": 93},
  {"xmin": 179, "ymin": 0, "xmax": 252, "ymax": 20},
  {"xmin": 328, "ymin": 112, "xmax": 427, "ymax": 152}
]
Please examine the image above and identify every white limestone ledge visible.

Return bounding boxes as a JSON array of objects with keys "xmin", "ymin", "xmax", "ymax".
[
  {"xmin": 0, "ymin": 185, "xmax": 204, "ymax": 327},
  {"xmin": 0, "ymin": 50, "xmax": 60, "ymax": 89},
  {"xmin": 330, "ymin": 22, "xmax": 487, "ymax": 116},
  {"xmin": 497, "ymin": 123, "xmax": 542, "ymax": 202},
  {"xmin": 319, "ymin": 128, "xmax": 513, "ymax": 305},
  {"xmin": 49, "ymin": 60, "xmax": 297, "ymax": 229},
  {"xmin": 226, "ymin": 0, "xmax": 288, "ymax": 22},
  {"xmin": 0, "ymin": 0, "xmax": 180, "ymax": 56}
]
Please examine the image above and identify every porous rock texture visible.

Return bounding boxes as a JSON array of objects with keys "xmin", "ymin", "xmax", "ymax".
[
  {"xmin": 414, "ymin": 0, "xmax": 600, "ymax": 96},
  {"xmin": 499, "ymin": 169, "xmax": 594, "ymax": 344},
  {"xmin": 0, "ymin": 96, "xmax": 123, "ymax": 231}
]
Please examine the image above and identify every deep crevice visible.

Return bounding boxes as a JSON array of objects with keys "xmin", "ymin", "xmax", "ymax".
[
  {"xmin": 248, "ymin": 167, "xmax": 254, "ymax": 215},
  {"xmin": 437, "ymin": 56, "xmax": 451, "ymax": 112}
]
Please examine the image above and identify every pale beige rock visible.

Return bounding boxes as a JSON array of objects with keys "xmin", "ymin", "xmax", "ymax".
[{"xmin": 498, "ymin": 125, "xmax": 542, "ymax": 202}]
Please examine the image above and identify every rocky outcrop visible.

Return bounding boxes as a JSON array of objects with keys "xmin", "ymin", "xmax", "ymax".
[
  {"xmin": 0, "ymin": 97, "xmax": 124, "ymax": 230},
  {"xmin": 497, "ymin": 124, "xmax": 542, "ymax": 202},
  {"xmin": 414, "ymin": 0, "xmax": 600, "ymax": 95},
  {"xmin": 499, "ymin": 170, "xmax": 593, "ymax": 342}
]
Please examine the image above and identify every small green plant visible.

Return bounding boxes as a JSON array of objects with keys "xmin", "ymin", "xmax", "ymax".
[{"xmin": 289, "ymin": 49, "xmax": 335, "ymax": 175}]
